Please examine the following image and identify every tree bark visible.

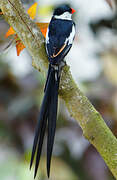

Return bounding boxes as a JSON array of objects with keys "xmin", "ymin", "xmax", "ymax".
[{"xmin": 0, "ymin": 0, "xmax": 117, "ymax": 179}]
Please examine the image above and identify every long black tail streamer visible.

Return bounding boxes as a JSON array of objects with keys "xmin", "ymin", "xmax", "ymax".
[{"xmin": 30, "ymin": 64, "xmax": 60, "ymax": 178}]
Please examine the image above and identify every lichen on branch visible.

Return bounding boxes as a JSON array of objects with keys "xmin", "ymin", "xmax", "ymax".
[{"xmin": 0, "ymin": 0, "xmax": 117, "ymax": 179}]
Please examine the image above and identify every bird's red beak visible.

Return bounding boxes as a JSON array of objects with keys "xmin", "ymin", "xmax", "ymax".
[{"xmin": 71, "ymin": 8, "xmax": 76, "ymax": 14}]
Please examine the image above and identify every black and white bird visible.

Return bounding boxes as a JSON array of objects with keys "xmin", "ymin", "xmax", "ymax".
[{"xmin": 30, "ymin": 4, "xmax": 76, "ymax": 178}]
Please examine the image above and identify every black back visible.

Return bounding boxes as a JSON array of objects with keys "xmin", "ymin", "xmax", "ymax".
[{"xmin": 46, "ymin": 18, "xmax": 74, "ymax": 64}]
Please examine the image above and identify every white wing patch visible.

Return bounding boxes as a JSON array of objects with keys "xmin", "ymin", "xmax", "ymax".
[
  {"xmin": 65, "ymin": 24, "xmax": 75, "ymax": 45},
  {"xmin": 46, "ymin": 28, "xmax": 49, "ymax": 44},
  {"xmin": 46, "ymin": 28, "xmax": 49, "ymax": 55}
]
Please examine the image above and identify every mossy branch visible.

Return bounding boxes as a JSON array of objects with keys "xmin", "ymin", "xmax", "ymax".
[{"xmin": 1, "ymin": 0, "xmax": 117, "ymax": 179}]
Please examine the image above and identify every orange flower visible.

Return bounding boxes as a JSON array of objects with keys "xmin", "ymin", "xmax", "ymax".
[{"xmin": 6, "ymin": 3, "xmax": 49, "ymax": 56}]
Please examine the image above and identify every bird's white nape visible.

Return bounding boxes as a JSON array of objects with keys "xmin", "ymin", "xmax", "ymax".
[{"xmin": 54, "ymin": 12, "xmax": 72, "ymax": 20}]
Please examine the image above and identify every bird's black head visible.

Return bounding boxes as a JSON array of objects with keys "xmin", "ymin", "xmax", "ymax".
[{"xmin": 53, "ymin": 5, "xmax": 75, "ymax": 16}]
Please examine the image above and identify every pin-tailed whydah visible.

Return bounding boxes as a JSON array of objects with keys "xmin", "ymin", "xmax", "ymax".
[{"xmin": 30, "ymin": 4, "xmax": 76, "ymax": 178}]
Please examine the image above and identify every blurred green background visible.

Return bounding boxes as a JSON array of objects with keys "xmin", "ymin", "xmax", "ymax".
[{"xmin": 0, "ymin": 0, "xmax": 117, "ymax": 179}]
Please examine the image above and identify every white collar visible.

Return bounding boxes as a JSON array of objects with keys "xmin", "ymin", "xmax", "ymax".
[{"xmin": 54, "ymin": 12, "xmax": 72, "ymax": 20}]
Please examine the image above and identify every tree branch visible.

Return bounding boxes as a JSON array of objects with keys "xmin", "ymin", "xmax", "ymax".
[{"xmin": 1, "ymin": 0, "xmax": 117, "ymax": 178}]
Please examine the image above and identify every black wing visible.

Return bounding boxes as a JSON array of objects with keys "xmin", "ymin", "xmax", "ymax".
[{"xmin": 46, "ymin": 18, "xmax": 75, "ymax": 64}]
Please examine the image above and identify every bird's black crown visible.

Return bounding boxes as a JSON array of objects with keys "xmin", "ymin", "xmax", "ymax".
[{"xmin": 53, "ymin": 5, "xmax": 72, "ymax": 16}]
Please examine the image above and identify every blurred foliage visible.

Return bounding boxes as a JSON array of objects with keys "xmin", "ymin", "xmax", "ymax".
[{"xmin": 0, "ymin": 0, "xmax": 117, "ymax": 180}]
